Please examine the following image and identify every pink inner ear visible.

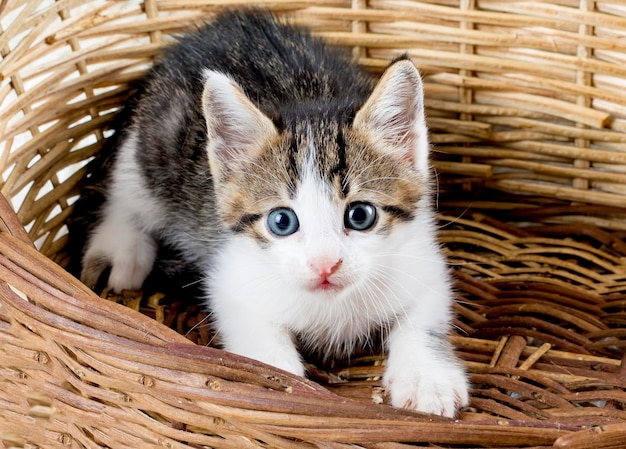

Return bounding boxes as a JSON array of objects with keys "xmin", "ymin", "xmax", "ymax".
[
  {"xmin": 401, "ymin": 150, "xmax": 415, "ymax": 164},
  {"xmin": 353, "ymin": 60, "xmax": 428, "ymax": 171},
  {"xmin": 202, "ymin": 70, "xmax": 278, "ymax": 170}
]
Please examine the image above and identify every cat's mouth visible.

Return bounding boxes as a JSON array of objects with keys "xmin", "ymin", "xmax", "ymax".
[
  {"xmin": 319, "ymin": 279, "xmax": 339, "ymax": 290},
  {"xmin": 308, "ymin": 278, "xmax": 346, "ymax": 293}
]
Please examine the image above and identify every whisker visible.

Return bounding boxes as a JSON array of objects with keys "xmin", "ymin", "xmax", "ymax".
[
  {"xmin": 450, "ymin": 322, "xmax": 469, "ymax": 336},
  {"xmin": 182, "ymin": 278, "xmax": 205, "ymax": 289},
  {"xmin": 438, "ymin": 202, "xmax": 474, "ymax": 229},
  {"xmin": 350, "ymin": 152, "xmax": 392, "ymax": 181},
  {"xmin": 368, "ymin": 262, "xmax": 450, "ymax": 303},
  {"xmin": 185, "ymin": 312, "xmax": 212, "ymax": 338},
  {"xmin": 432, "ymin": 163, "xmax": 440, "ymax": 210},
  {"xmin": 356, "ymin": 175, "xmax": 408, "ymax": 186}
]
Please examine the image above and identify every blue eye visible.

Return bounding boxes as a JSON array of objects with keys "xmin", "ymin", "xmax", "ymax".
[
  {"xmin": 345, "ymin": 202, "xmax": 377, "ymax": 231},
  {"xmin": 267, "ymin": 208, "xmax": 299, "ymax": 236}
]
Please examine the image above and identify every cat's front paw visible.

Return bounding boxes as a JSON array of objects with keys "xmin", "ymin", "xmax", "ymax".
[
  {"xmin": 384, "ymin": 359, "xmax": 469, "ymax": 418},
  {"xmin": 259, "ymin": 353, "xmax": 306, "ymax": 378}
]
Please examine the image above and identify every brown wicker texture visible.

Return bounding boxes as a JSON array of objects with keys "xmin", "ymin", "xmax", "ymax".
[{"xmin": 1, "ymin": 0, "xmax": 626, "ymax": 448}]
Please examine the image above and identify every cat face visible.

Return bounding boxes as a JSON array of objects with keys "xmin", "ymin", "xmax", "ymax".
[
  {"xmin": 203, "ymin": 59, "xmax": 433, "ymax": 347},
  {"xmin": 218, "ymin": 121, "xmax": 423, "ymax": 282}
]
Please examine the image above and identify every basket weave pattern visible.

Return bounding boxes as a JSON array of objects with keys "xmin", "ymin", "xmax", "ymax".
[{"xmin": 1, "ymin": 1, "xmax": 626, "ymax": 448}]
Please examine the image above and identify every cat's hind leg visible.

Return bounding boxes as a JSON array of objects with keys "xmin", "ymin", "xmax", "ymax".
[
  {"xmin": 81, "ymin": 208, "xmax": 157, "ymax": 291},
  {"xmin": 81, "ymin": 131, "xmax": 160, "ymax": 292}
]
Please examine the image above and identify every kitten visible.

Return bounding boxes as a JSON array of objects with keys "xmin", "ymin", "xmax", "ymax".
[{"xmin": 77, "ymin": 9, "xmax": 469, "ymax": 417}]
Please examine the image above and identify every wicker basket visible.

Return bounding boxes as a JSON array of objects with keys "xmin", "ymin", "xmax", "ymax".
[{"xmin": 1, "ymin": 1, "xmax": 626, "ymax": 447}]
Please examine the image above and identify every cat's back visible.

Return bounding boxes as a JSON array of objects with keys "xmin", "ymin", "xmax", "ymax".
[
  {"xmin": 153, "ymin": 9, "xmax": 373, "ymax": 110},
  {"xmin": 131, "ymin": 8, "xmax": 375, "ymax": 220}
]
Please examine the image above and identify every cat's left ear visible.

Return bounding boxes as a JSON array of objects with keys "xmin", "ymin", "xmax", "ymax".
[
  {"xmin": 202, "ymin": 70, "xmax": 278, "ymax": 179},
  {"xmin": 353, "ymin": 58, "xmax": 429, "ymax": 173}
]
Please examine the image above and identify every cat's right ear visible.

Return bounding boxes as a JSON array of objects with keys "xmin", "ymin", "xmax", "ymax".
[
  {"xmin": 202, "ymin": 70, "xmax": 278, "ymax": 179},
  {"xmin": 353, "ymin": 59, "xmax": 429, "ymax": 174}
]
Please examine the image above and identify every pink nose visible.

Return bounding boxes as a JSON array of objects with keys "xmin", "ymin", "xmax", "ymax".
[{"xmin": 309, "ymin": 258, "xmax": 343, "ymax": 280}]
